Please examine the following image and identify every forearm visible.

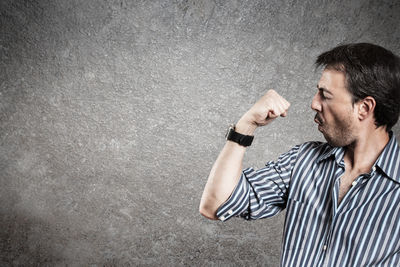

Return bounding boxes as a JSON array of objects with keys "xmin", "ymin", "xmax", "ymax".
[
  {"xmin": 199, "ymin": 89, "xmax": 290, "ymax": 220},
  {"xmin": 199, "ymin": 120, "xmax": 256, "ymax": 220}
]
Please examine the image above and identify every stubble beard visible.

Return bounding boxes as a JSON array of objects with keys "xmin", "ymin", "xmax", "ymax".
[{"xmin": 322, "ymin": 117, "xmax": 356, "ymax": 147}]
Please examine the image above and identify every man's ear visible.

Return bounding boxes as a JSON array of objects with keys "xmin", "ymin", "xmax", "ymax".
[{"xmin": 358, "ymin": 96, "xmax": 376, "ymax": 120}]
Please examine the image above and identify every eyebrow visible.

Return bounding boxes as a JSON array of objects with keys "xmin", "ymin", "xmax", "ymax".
[{"xmin": 317, "ymin": 85, "xmax": 333, "ymax": 95}]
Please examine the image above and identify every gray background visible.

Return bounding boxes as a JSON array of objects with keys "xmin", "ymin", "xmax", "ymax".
[{"xmin": 1, "ymin": 0, "xmax": 399, "ymax": 266}]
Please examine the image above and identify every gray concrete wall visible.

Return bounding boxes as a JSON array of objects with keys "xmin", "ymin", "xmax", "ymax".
[{"xmin": 1, "ymin": 0, "xmax": 399, "ymax": 266}]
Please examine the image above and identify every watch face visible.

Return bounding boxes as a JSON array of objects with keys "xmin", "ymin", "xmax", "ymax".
[{"xmin": 225, "ymin": 125, "xmax": 234, "ymax": 139}]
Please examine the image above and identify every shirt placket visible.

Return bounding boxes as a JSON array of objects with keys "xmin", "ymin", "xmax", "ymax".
[
  {"xmin": 319, "ymin": 167, "xmax": 374, "ymax": 266},
  {"xmin": 316, "ymin": 167, "xmax": 343, "ymax": 266}
]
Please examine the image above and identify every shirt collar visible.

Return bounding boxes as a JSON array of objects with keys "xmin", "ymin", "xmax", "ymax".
[
  {"xmin": 316, "ymin": 145, "xmax": 343, "ymax": 164},
  {"xmin": 375, "ymin": 131, "xmax": 400, "ymax": 183},
  {"xmin": 316, "ymin": 131, "xmax": 400, "ymax": 183}
]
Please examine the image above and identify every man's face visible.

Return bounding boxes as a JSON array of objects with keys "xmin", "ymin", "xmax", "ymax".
[{"xmin": 311, "ymin": 68, "xmax": 359, "ymax": 147}]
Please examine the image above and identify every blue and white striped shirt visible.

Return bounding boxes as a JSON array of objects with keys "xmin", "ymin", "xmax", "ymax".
[{"xmin": 216, "ymin": 132, "xmax": 400, "ymax": 266}]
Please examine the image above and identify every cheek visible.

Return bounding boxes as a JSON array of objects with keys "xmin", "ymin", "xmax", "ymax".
[
  {"xmin": 321, "ymin": 104, "xmax": 335, "ymax": 121},
  {"xmin": 331, "ymin": 106, "xmax": 356, "ymax": 125},
  {"xmin": 323, "ymin": 104, "xmax": 351, "ymax": 123}
]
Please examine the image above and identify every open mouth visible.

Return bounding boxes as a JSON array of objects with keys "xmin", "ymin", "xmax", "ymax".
[{"xmin": 314, "ymin": 114, "xmax": 323, "ymax": 125}]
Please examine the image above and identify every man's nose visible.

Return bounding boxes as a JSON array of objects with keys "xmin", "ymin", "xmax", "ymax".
[{"xmin": 311, "ymin": 92, "xmax": 322, "ymax": 112}]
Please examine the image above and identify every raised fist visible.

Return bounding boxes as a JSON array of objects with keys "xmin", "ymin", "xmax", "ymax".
[{"xmin": 237, "ymin": 90, "xmax": 290, "ymax": 134}]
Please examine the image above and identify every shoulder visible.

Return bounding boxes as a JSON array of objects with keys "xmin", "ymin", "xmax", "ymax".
[
  {"xmin": 275, "ymin": 141, "xmax": 332, "ymax": 163},
  {"xmin": 299, "ymin": 141, "xmax": 330, "ymax": 151},
  {"xmin": 296, "ymin": 141, "xmax": 334, "ymax": 160}
]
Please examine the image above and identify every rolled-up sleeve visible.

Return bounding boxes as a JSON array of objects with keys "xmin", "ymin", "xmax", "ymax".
[{"xmin": 216, "ymin": 144, "xmax": 300, "ymax": 221}]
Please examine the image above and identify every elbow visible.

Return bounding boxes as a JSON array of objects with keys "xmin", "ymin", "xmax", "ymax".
[{"xmin": 199, "ymin": 201, "xmax": 218, "ymax": 220}]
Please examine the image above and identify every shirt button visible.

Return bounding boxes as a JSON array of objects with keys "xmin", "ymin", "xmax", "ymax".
[
  {"xmin": 228, "ymin": 210, "xmax": 233, "ymax": 215},
  {"xmin": 323, "ymin": 245, "xmax": 327, "ymax": 251},
  {"xmin": 372, "ymin": 166, "xmax": 376, "ymax": 172},
  {"xmin": 352, "ymin": 181, "xmax": 357, "ymax": 186},
  {"xmin": 220, "ymin": 216, "xmax": 225, "ymax": 221}
]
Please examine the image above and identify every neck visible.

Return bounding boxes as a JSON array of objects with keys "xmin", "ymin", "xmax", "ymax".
[{"xmin": 344, "ymin": 127, "xmax": 390, "ymax": 174}]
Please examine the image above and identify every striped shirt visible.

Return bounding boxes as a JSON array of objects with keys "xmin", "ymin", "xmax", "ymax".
[{"xmin": 216, "ymin": 132, "xmax": 400, "ymax": 266}]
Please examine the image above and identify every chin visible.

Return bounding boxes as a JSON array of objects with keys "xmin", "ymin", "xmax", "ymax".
[
  {"xmin": 323, "ymin": 132, "xmax": 353, "ymax": 147},
  {"xmin": 325, "ymin": 139, "xmax": 345, "ymax": 147}
]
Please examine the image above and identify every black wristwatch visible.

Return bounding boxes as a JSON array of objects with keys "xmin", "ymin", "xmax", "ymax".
[{"xmin": 225, "ymin": 124, "xmax": 254, "ymax": 147}]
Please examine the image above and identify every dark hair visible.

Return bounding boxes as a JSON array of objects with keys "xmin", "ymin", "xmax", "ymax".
[{"xmin": 315, "ymin": 43, "xmax": 400, "ymax": 131}]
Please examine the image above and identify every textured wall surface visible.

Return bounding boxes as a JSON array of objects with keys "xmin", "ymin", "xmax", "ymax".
[{"xmin": 1, "ymin": 0, "xmax": 399, "ymax": 266}]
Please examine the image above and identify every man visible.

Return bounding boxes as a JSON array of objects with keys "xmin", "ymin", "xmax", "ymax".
[{"xmin": 199, "ymin": 43, "xmax": 400, "ymax": 266}]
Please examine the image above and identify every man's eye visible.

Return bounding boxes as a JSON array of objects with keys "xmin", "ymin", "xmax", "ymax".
[{"xmin": 319, "ymin": 89, "xmax": 326, "ymax": 99}]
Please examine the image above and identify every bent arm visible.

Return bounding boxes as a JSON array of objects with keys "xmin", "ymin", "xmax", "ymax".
[
  {"xmin": 199, "ymin": 121, "xmax": 255, "ymax": 220},
  {"xmin": 199, "ymin": 90, "xmax": 290, "ymax": 220}
]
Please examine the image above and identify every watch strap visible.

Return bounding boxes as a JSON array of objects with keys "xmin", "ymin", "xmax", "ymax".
[{"xmin": 226, "ymin": 125, "xmax": 254, "ymax": 146}]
